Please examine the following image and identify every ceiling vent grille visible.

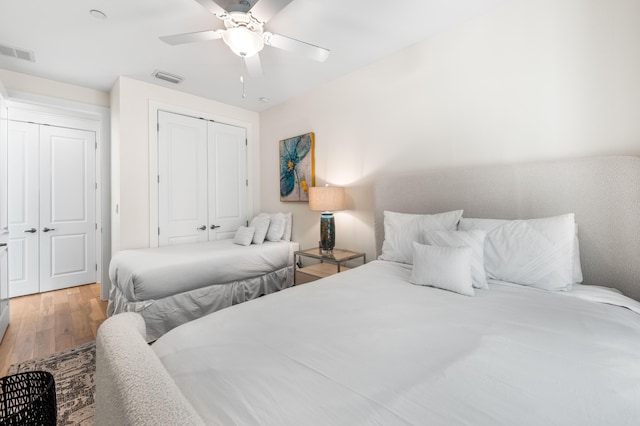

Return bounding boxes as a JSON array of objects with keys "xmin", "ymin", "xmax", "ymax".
[
  {"xmin": 153, "ymin": 70, "xmax": 183, "ymax": 84},
  {"xmin": 0, "ymin": 43, "xmax": 35, "ymax": 62}
]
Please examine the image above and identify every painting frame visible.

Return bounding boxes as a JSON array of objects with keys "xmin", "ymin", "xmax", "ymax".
[{"xmin": 279, "ymin": 132, "xmax": 315, "ymax": 202}]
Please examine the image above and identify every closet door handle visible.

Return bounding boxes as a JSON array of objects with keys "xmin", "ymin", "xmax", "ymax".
[
  {"xmin": 42, "ymin": 227, "xmax": 56, "ymax": 232},
  {"xmin": 210, "ymin": 225, "xmax": 220, "ymax": 230},
  {"xmin": 197, "ymin": 225, "xmax": 206, "ymax": 231},
  {"xmin": 24, "ymin": 228, "xmax": 37, "ymax": 233}
]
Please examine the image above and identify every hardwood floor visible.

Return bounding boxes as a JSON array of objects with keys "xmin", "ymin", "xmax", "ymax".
[{"xmin": 0, "ymin": 283, "xmax": 107, "ymax": 377}]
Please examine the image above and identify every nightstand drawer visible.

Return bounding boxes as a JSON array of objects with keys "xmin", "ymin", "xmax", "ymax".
[{"xmin": 295, "ymin": 263, "xmax": 351, "ymax": 285}]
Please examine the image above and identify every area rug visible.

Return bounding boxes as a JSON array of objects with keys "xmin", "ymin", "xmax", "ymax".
[{"xmin": 8, "ymin": 341, "xmax": 96, "ymax": 426}]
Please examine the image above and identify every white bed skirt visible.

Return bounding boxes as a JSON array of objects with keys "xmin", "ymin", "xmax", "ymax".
[{"xmin": 107, "ymin": 265, "xmax": 294, "ymax": 341}]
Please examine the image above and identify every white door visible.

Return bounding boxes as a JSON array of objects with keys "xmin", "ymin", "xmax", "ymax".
[
  {"xmin": 207, "ymin": 122, "xmax": 247, "ymax": 241},
  {"xmin": 8, "ymin": 121, "xmax": 39, "ymax": 297},
  {"xmin": 39, "ymin": 126, "xmax": 96, "ymax": 292},
  {"xmin": 0, "ymin": 92, "xmax": 7, "ymax": 234},
  {"xmin": 158, "ymin": 111, "xmax": 208, "ymax": 245},
  {"xmin": 8, "ymin": 122, "xmax": 96, "ymax": 296},
  {"xmin": 157, "ymin": 112, "xmax": 248, "ymax": 246},
  {"xmin": 0, "ymin": 88, "xmax": 9, "ymax": 340}
]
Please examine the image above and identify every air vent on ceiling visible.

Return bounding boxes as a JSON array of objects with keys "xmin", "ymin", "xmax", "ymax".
[
  {"xmin": 0, "ymin": 43, "xmax": 36, "ymax": 62},
  {"xmin": 153, "ymin": 70, "xmax": 183, "ymax": 84}
]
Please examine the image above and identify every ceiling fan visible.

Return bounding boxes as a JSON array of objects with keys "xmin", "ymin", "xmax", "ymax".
[{"xmin": 160, "ymin": 0, "xmax": 330, "ymax": 77}]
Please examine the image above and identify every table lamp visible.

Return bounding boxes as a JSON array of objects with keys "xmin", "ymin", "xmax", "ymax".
[{"xmin": 309, "ymin": 185, "xmax": 345, "ymax": 256}]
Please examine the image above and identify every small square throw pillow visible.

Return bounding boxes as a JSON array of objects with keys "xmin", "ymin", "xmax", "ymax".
[
  {"xmin": 410, "ymin": 242, "xmax": 474, "ymax": 296},
  {"xmin": 423, "ymin": 229, "xmax": 488, "ymax": 289},
  {"xmin": 249, "ymin": 214, "xmax": 271, "ymax": 244},
  {"xmin": 379, "ymin": 210, "xmax": 463, "ymax": 265},
  {"xmin": 233, "ymin": 226, "xmax": 255, "ymax": 246}
]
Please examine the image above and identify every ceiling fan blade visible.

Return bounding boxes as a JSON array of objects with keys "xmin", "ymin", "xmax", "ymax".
[
  {"xmin": 194, "ymin": 0, "xmax": 228, "ymax": 15},
  {"xmin": 249, "ymin": 0, "xmax": 293, "ymax": 23},
  {"xmin": 244, "ymin": 54, "xmax": 263, "ymax": 78},
  {"xmin": 159, "ymin": 30, "xmax": 224, "ymax": 46},
  {"xmin": 263, "ymin": 32, "xmax": 330, "ymax": 62}
]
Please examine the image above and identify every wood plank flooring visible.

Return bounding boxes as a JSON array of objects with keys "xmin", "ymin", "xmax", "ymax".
[{"xmin": 0, "ymin": 283, "xmax": 107, "ymax": 377}]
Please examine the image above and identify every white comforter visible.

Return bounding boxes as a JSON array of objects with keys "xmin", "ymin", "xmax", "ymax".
[
  {"xmin": 152, "ymin": 260, "xmax": 640, "ymax": 426},
  {"xmin": 109, "ymin": 240, "xmax": 295, "ymax": 300}
]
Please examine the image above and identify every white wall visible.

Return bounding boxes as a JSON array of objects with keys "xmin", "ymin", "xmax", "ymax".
[
  {"xmin": 259, "ymin": 0, "xmax": 640, "ymax": 261},
  {"xmin": 110, "ymin": 77, "xmax": 260, "ymax": 252}
]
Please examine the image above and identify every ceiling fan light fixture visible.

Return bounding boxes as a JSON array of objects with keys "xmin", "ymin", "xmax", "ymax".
[{"xmin": 222, "ymin": 27, "xmax": 264, "ymax": 57}]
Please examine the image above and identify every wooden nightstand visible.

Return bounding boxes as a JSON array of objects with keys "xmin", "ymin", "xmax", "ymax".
[{"xmin": 294, "ymin": 248, "xmax": 366, "ymax": 285}]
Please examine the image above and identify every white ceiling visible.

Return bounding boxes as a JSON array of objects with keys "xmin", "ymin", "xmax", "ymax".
[{"xmin": 0, "ymin": 0, "xmax": 511, "ymax": 112}]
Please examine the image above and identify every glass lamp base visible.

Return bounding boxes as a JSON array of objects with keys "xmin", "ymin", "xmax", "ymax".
[
  {"xmin": 319, "ymin": 212, "xmax": 335, "ymax": 255},
  {"xmin": 320, "ymin": 248, "xmax": 333, "ymax": 256}
]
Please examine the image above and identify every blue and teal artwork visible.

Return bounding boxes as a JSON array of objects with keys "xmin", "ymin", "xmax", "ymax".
[{"xmin": 279, "ymin": 132, "xmax": 315, "ymax": 202}]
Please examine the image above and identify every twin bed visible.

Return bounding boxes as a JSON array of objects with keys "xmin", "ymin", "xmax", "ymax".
[
  {"xmin": 96, "ymin": 156, "xmax": 640, "ymax": 425},
  {"xmin": 108, "ymin": 222, "xmax": 298, "ymax": 340}
]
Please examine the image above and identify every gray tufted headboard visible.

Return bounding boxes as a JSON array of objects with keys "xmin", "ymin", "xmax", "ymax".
[{"xmin": 373, "ymin": 156, "xmax": 640, "ymax": 301}]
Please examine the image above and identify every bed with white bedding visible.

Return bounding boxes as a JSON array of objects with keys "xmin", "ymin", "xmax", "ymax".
[
  {"xmin": 108, "ymin": 238, "xmax": 299, "ymax": 340},
  {"xmin": 96, "ymin": 156, "xmax": 640, "ymax": 425}
]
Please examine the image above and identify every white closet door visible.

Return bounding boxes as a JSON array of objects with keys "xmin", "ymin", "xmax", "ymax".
[
  {"xmin": 207, "ymin": 122, "xmax": 247, "ymax": 240},
  {"xmin": 8, "ymin": 121, "xmax": 39, "ymax": 297},
  {"xmin": 158, "ymin": 111, "xmax": 208, "ymax": 246},
  {"xmin": 0, "ymin": 95, "xmax": 7, "ymax": 233},
  {"xmin": 39, "ymin": 126, "xmax": 96, "ymax": 292},
  {"xmin": 0, "ymin": 90, "xmax": 9, "ymax": 341}
]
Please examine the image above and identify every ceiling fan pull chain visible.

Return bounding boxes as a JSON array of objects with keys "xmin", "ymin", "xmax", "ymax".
[{"xmin": 240, "ymin": 75, "xmax": 246, "ymax": 99}]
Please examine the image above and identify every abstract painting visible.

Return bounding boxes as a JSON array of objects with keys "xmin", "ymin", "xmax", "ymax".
[{"xmin": 279, "ymin": 132, "xmax": 315, "ymax": 202}]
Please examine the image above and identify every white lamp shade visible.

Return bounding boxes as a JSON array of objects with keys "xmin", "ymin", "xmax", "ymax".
[
  {"xmin": 309, "ymin": 186, "xmax": 345, "ymax": 212},
  {"xmin": 222, "ymin": 27, "xmax": 264, "ymax": 57}
]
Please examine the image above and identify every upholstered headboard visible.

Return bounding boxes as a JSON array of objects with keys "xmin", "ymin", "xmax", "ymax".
[{"xmin": 373, "ymin": 156, "xmax": 640, "ymax": 301}]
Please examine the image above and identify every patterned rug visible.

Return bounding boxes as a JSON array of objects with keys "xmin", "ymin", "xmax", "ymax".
[{"xmin": 8, "ymin": 341, "xmax": 96, "ymax": 426}]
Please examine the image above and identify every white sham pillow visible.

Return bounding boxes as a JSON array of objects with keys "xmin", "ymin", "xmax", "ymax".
[
  {"xmin": 265, "ymin": 212, "xmax": 286, "ymax": 241},
  {"xmin": 424, "ymin": 229, "xmax": 488, "ymax": 289},
  {"xmin": 458, "ymin": 214, "xmax": 575, "ymax": 291},
  {"xmin": 250, "ymin": 214, "xmax": 271, "ymax": 244},
  {"xmin": 572, "ymin": 223, "xmax": 583, "ymax": 284},
  {"xmin": 282, "ymin": 212, "xmax": 292, "ymax": 241},
  {"xmin": 379, "ymin": 210, "xmax": 463, "ymax": 265},
  {"xmin": 233, "ymin": 226, "xmax": 255, "ymax": 246},
  {"xmin": 459, "ymin": 216, "xmax": 583, "ymax": 284},
  {"xmin": 410, "ymin": 242, "xmax": 474, "ymax": 296}
]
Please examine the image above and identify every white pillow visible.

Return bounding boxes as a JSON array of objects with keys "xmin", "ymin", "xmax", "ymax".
[
  {"xmin": 249, "ymin": 214, "xmax": 271, "ymax": 244},
  {"xmin": 459, "ymin": 216, "xmax": 583, "ymax": 284},
  {"xmin": 410, "ymin": 242, "xmax": 474, "ymax": 296},
  {"xmin": 379, "ymin": 210, "xmax": 463, "ymax": 265},
  {"xmin": 265, "ymin": 212, "xmax": 286, "ymax": 241},
  {"xmin": 282, "ymin": 212, "xmax": 292, "ymax": 241},
  {"xmin": 233, "ymin": 226, "xmax": 255, "ymax": 246},
  {"xmin": 458, "ymin": 214, "xmax": 575, "ymax": 291},
  {"xmin": 424, "ymin": 230, "xmax": 488, "ymax": 289},
  {"xmin": 573, "ymin": 224, "xmax": 583, "ymax": 284}
]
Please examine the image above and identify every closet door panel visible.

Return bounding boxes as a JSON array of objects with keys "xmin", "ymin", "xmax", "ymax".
[
  {"xmin": 39, "ymin": 126, "xmax": 96, "ymax": 292},
  {"xmin": 0, "ymin": 90, "xmax": 8, "ymax": 341},
  {"xmin": 207, "ymin": 122, "xmax": 247, "ymax": 241},
  {"xmin": 158, "ymin": 111, "xmax": 208, "ymax": 246},
  {"xmin": 0, "ymin": 96, "xmax": 7, "ymax": 233},
  {"xmin": 7, "ymin": 121, "xmax": 39, "ymax": 297}
]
